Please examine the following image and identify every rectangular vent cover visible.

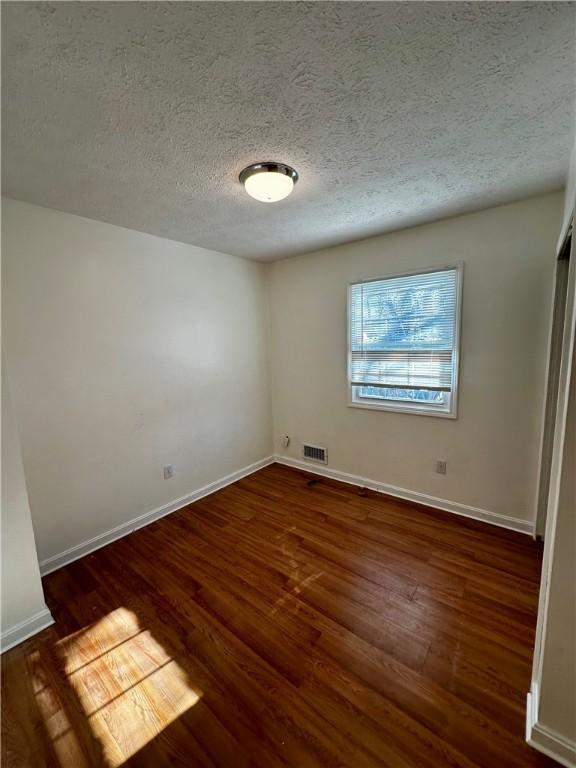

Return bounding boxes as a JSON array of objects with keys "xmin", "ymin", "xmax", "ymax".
[{"xmin": 303, "ymin": 444, "xmax": 327, "ymax": 464}]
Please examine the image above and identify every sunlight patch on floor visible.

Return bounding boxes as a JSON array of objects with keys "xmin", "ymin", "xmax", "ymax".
[
  {"xmin": 34, "ymin": 607, "xmax": 202, "ymax": 767},
  {"xmin": 29, "ymin": 649, "xmax": 92, "ymax": 768}
]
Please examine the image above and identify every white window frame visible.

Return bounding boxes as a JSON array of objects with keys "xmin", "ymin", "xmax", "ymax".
[{"xmin": 347, "ymin": 263, "xmax": 463, "ymax": 419}]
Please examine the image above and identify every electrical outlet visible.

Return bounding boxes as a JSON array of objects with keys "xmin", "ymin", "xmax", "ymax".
[
  {"xmin": 163, "ymin": 465, "xmax": 173, "ymax": 480},
  {"xmin": 282, "ymin": 435, "xmax": 290, "ymax": 448},
  {"xmin": 436, "ymin": 460, "xmax": 447, "ymax": 475}
]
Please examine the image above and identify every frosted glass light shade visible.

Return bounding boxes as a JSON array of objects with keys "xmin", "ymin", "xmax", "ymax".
[
  {"xmin": 244, "ymin": 171, "xmax": 293, "ymax": 202},
  {"xmin": 240, "ymin": 162, "xmax": 298, "ymax": 203}
]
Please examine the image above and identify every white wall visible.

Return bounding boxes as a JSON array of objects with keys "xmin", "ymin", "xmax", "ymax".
[
  {"xmin": 1, "ymin": 371, "xmax": 52, "ymax": 649},
  {"xmin": 2, "ymin": 198, "xmax": 272, "ymax": 564},
  {"xmin": 267, "ymin": 192, "xmax": 563, "ymax": 526}
]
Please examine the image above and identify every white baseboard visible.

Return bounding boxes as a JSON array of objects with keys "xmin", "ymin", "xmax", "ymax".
[
  {"xmin": 39, "ymin": 456, "xmax": 274, "ymax": 576},
  {"xmin": 1, "ymin": 606, "xmax": 54, "ymax": 654},
  {"xmin": 274, "ymin": 455, "xmax": 534, "ymax": 536},
  {"xmin": 38, "ymin": 452, "xmax": 533, "ymax": 577},
  {"xmin": 526, "ymin": 682, "xmax": 576, "ymax": 768}
]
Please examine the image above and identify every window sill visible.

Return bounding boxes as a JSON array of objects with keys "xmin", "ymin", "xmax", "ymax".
[{"xmin": 348, "ymin": 400, "xmax": 457, "ymax": 419}]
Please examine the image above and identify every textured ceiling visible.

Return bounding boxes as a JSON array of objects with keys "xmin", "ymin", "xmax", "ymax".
[{"xmin": 2, "ymin": 2, "xmax": 575, "ymax": 261}]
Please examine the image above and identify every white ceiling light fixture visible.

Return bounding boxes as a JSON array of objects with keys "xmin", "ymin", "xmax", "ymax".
[{"xmin": 240, "ymin": 162, "xmax": 298, "ymax": 203}]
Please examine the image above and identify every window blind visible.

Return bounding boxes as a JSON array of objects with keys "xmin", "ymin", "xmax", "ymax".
[{"xmin": 349, "ymin": 268, "xmax": 459, "ymax": 392}]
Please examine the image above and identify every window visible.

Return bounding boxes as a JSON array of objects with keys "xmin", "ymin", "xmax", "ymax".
[{"xmin": 348, "ymin": 266, "xmax": 461, "ymax": 417}]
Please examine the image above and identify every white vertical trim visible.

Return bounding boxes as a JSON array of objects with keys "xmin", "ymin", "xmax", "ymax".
[
  {"xmin": 536, "ymin": 235, "xmax": 572, "ymax": 538},
  {"xmin": 532, "ymin": 229, "xmax": 576, "ymax": 688}
]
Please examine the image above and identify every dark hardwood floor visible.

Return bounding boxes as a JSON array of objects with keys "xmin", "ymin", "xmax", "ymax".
[{"xmin": 1, "ymin": 463, "xmax": 558, "ymax": 767}]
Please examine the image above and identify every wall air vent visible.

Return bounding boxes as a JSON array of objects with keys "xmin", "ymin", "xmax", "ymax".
[{"xmin": 303, "ymin": 444, "xmax": 327, "ymax": 464}]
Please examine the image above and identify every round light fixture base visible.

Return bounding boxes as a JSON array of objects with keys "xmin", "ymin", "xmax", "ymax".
[{"xmin": 240, "ymin": 162, "xmax": 298, "ymax": 203}]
